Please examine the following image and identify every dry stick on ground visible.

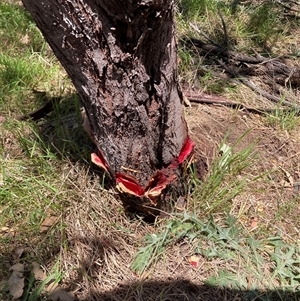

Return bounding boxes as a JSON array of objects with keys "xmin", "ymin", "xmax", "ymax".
[
  {"xmin": 217, "ymin": 59, "xmax": 296, "ymax": 107},
  {"xmin": 184, "ymin": 36, "xmax": 300, "ymax": 107},
  {"xmin": 186, "ymin": 37, "xmax": 300, "ymax": 86},
  {"xmin": 183, "ymin": 92, "xmax": 300, "ymax": 116},
  {"xmin": 276, "ymin": 0, "xmax": 300, "ymax": 13}
]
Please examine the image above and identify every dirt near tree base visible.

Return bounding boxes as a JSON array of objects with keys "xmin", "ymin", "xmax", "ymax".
[
  {"xmin": 187, "ymin": 103, "xmax": 300, "ymax": 229},
  {"xmin": 48, "ymin": 99, "xmax": 300, "ymax": 300},
  {"xmin": 2, "ymin": 83, "xmax": 300, "ymax": 301}
]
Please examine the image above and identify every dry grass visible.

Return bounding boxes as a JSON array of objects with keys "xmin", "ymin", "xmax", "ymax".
[{"xmin": 1, "ymin": 1, "xmax": 300, "ymax": 301}]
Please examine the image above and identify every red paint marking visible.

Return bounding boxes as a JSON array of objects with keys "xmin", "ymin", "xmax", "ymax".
[
  {"xmin": 91, "ymin": 150, "xmax": 112, "ymax": 174},
  {"xmin": 146, "ymin": 171, "xmax": 167, "ymax": 190},
  {"xmin": 177, "ymin": 137, "xmax": 195, "ymax": 164},
  {"xmin": 91, "ymin": 136, "xmax": 195, "ymax": 199},
  {"xmin": 116, "ymin": 173, "xmax": 145, "ymax": 196}
]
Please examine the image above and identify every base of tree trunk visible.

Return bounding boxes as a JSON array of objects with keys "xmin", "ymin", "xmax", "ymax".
[
  {"xmin": 119, "ymin": 169, "xmax": 186, "ymax": 219},
  {"xmin": 22, "ymin": 0, "xmax": 193, "ymax": 216}
]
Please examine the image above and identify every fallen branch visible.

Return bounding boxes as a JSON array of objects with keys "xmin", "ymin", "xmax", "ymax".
[
  {"xmin": 185, "ymin": 96, "xmax": 300, "ymax": 116},
  {"xmin": 183, "ymin": 37, "xmax": 266, "ymax": 63},
  {"xmin": 182, "ymin": 82, "xmax": 300, "ymax": 116},
  {"xmin": 184, "ymin": 37, "xmax": 300, "ymax": 86},
  {"xmin": 217, "ymin": 60, "xmax": 295, "ymax": 106}
]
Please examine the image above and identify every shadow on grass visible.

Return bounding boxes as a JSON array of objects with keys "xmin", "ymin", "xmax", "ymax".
[
  {"xmin": 79, "ymin": 278, "xmax": 299, "ymax": 301},
  {"xmin": 35, "ymin": 93, "xmax": 94, "ymax": 162},
  {"xmin": 34, "ymin": 92, "xmax": 115, "ymax": 187},
  {"xmin": 20, "ymin": 93, "xmax": 299, "ymax": 301},
  {"xmin": 62, "ymin": 236, "xmax": 300, "ymax": 301}
]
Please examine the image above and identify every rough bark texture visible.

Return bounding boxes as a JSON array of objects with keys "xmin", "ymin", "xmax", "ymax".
[{"xmin": 22, "ymin": 0, "xmax": 189, "ymax": 214}]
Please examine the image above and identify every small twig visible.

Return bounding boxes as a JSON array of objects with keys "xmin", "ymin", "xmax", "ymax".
[
  {"xmin": 217, "ymin": 9, "xmax": 229, "ymax": 49},
  {"xmin": 276, "ymin": 0, "xmax": 300, "ymax": 13},
  {"xmin": 186, "ymin": 96, "xmax": 300, "ymax": 116},
  {"xmin": 189, "ymin": 23, "xmax": 223, "ymax": 48}
]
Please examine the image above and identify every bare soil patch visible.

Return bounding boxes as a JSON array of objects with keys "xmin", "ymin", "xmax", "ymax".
[
  {"xmin": 187, "ymin": 103, "xmax": 300, "ymax": 237},
  {"xmin": 2, "ymin": 87, "xmax": 300, "ymax": 300},
  {"xmin": 51, "ymin": 101, "xmax": 300, "ymax": 300}
]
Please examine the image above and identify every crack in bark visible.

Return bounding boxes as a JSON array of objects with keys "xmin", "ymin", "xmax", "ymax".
[{"xmin": 22, "ymin": 0, "xmax": 188, "ymax": 188}]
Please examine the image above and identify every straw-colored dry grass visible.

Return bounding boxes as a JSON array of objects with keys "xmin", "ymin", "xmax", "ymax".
[{"xmin": 1, "ymin": 1, "xmax": 300, "ymax": 300}]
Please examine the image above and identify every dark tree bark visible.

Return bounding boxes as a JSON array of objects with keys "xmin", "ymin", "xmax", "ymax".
[{"xmin": 22, "ymin": 0, "xmax": 193, "ymax": 215}]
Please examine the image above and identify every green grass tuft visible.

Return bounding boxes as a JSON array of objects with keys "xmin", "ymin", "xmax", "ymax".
[
  {"xmin": 247, "ymin": 1, "xmax": 284, "ymax": 47},
  {"xmin": 0, "ymin": 3, "xmax": 45, "ymax": 54},
  {"xmin": 190, "ymin": 132, "xmax": 257, "ymax": 213},
  {"xmin": 264, "ymin": 102, "xmax": 300, "ymax": 131}
]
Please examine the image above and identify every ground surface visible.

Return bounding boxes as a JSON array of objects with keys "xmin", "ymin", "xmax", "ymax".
[
  {"xmin": 1, "ymin": 1, "xmax": 300, "ymax": 301},
  {"xmin": 188, "ymin": 104, "xmax": 300, "ymax": 236},
  {"xmin": 54, "ymin": 102, "xmax": 300, "ymax": 301}
]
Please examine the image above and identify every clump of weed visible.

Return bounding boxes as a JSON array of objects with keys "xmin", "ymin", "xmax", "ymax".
[
  {"xmin": 264, "ymin": 100, "xmax": 300, "ymax": 131},
  {"xmin": 0, "ymin": 3, "xmax": 45, "ymax": 53},
  {"xmin": 132, "ymin": 212, "xmax": 300, "ymax": 294},
  {"xmin": 247, "ymin": 1, "xmax": 285, "ymax": 47},
  {"xmin": 190, "ymin": 132, "xmax": 257, "ymax": 213}
]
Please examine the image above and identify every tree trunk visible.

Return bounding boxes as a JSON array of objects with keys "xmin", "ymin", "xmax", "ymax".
[{"xmin": 21, "ymin": 0, "xmax": 193, "ymax": 215}]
